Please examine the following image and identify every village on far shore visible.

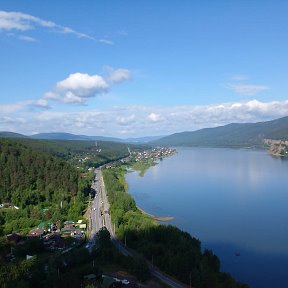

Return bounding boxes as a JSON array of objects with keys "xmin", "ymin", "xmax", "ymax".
[{"xmin": 133, "ymin": 147, "xmax": 176, "ymax": 162}]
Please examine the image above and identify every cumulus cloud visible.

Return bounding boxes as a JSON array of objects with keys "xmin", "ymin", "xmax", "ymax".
[
  {"xmin": 0, "ymin": 10, "xmax": 111, "ymax": 43},
  {"xmin": 45, "ymin": 69, "xmax": 131, "ymax": 104},
  {"xmin": 56, "ymin": 73, "xmax": 107, "ymax": 91},
  {"xmin": 1, "ymin": 100, "xmax": 288, "ymax": 136},
  {"xmin": 46, "ymin": 72, "xmax": 109, "ymax": 104},
  {"xmin": 225, "ymin": 83, "xmax": 269, "ymax": 96}
]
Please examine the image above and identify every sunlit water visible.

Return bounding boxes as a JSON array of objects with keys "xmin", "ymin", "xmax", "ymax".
[{"xmin": 125, "ymin": 148, "xmax": 288, "ymax": 288}]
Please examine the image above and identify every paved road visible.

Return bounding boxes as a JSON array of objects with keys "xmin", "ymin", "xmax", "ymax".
[
  {"xmin": 150, "ymin": 268, "xmax": 189, "ymax": 288},
  {"xmin": 89, "ymin": 167, "xmax": 188, "ymax": 288},
  {"xmin": 87, "ymin": 168, "xmax": 105, "ymax": 250},
  {"xmin": 102, "ymin": 168, "xmax": 188, "ymax": 288},
  {"xmin": 98, "ymin": 169, "xmax": 114, "ymax": 236}
]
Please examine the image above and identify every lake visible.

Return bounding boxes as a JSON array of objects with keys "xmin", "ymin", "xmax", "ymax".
[{"xmin": 125, "ymin": 147, "xmax": 288, "ymax": 288}]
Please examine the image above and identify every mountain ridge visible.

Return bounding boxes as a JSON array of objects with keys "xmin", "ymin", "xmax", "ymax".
[
  {"xmin": 152, "ymin": 116, "xmax": 288, "ymax": 147},
  {"xmin": 0, "ymin": 131, "xmax": 163, "ymax": 144},
  {"xmin": 1, "ymin": 116, "xmax": 288, "ymax": 147}
]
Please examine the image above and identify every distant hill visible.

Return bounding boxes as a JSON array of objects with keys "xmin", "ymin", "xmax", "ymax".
[
  {"xmin": 0, "ymin": 131, "xmax": 164, "ymax": 144},
  {"xmin": 153, "ymin": 116, "xmax": 288, "ymax": 148},
  {"xmin": 0, "ymin": 131, "xmax": 28, "ymax": 138},
  {"xmin": 30, "ymin": 132, "xmax": 121, "ymax": 142},
  {"xmin": 124, "ymin": 135, "xmax": 165, "ymax": 143},
  {"xmin": 30, "ymin": 132, "xmax": 162, "ymax": 143}
]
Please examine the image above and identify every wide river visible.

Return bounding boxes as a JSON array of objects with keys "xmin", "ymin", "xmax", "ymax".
[{"xmin": 125, "ymin": 147, "xmax": 288, "ymax": 288}]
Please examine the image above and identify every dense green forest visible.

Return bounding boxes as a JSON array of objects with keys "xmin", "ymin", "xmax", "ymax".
[
  {"xmin": 0, "ymin": 139, "xmax": 78, "ymax": 202},
  {"xmin": 10, "ymin": 138, "xmax": 129, "ymax": 166},
  {"xmin": 0, "ymin": 139, "xmax": 91, "ymax": 235},
  {"xmin": 102, "ymin": 166, "xmax": 248, "ymax": 288},
  {"xmin": 2, "ymin": 137, "xmax": 147, "ymax": 169}
]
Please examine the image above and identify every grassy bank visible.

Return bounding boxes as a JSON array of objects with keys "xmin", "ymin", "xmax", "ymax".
[
  {"xmin": 137, "ymin": 206, "xmax": 174, "ymax": 222},
  {"xmin": 131, "ymin": 158, "xmax": 157, "ymax": 176}
]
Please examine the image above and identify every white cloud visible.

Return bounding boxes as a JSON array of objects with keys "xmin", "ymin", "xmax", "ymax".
[
  {"xmin": 225, "ymin": 83, "xmax": 269, "ymax": 96},
  {"xmin": 30, "ymin": 98, "xmax": 51, "ymax": 109},
  {"xmin": 0, "ymin": 10, "xmax": 112, "ymax": 43},
  {"xmin": 46, "ymin": 72, "xmax": 109, "ymax": 104},
  {"xmin": 105, "ymin": 66, "xmax": 132, "ymax": 83},
  {"xmin": 62, "ymin": 92, "xmax": 83, "ymax": 104},
  {"xmin": 0, "ymin": 98, "xmax": 50, "ymax": 115},
  {"xmin": 230, "ymin": 74, "xmax": 249, "ymax": 81},
  {"xmin": 44, "ymin": 91, "xmax": 59, "ymax": 100},
  {"xmin": 59, "ymin": 26, "xmax": 95, "ymax": 40},
  {"xmin": 0, "ymin": 11, "xmax": 55, "ymax": 31},
  {"xmin": 117, "ymin": 114, "xmax": 136, "ymax": 126},
  {"xmin": 0, "ymin": 102, "xmax": 26, "ymax": 113},
  {"xmin": 147, "ymin": 113, "xmax": 163, "ymax": 122},
  {"xmin": 56, "ymin": 73, "xmax": 108, "ymax": 91},
  {"xmin": 1, "ymin": 100, "xmax": 288, "ymax": 137},
  {"xmin": 18, "ymin": 35, "xmax": 36, "ymax": 42},
  {"xmin": 45, "ymin": 69, "xmax": 131, "ymax": 104},
  {"xmin": 99, "ymin": 39, "xmax": 114, "ymax": 45}
]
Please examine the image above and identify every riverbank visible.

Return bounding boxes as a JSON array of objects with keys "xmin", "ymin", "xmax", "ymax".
[
  {"xmin": 137, "ymin": 206, "xmax": 174, "ymax": 222},
  {"xmin": 264, "ymin": 139, "xmax": 288, "ymax": 157},
  {"xmin": 132, "ymin": 158, "xmax": 157, "ymax": 176},
  {"xmin": 102, "ymin": 159, "xmax": 248, "ymax": 288},
  {"xmin": 130, "ymin": 147, "xmax": 177, "ymax": 176}
]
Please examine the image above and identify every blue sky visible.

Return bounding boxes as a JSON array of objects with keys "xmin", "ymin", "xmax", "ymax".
[{"xmin": 1, "ymin": 1, "xmax": 288, "ymax": 137}]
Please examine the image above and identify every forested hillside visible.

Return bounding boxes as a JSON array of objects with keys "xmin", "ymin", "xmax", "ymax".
[
  {"xmin": 0, "ymin": 139, "xmax": 91, "ymax": 235},
  {"xmin": 153, "ymin": 116, "xmax": 288, "ymax": 148},
  {"xmin": 0, "ymin": 132, "xmax": 28, "ymax": 138},
  {"xmin": 6, "ymin": 138, "xmax": 143, "ymax": 168},
  {"xmin": 0, "ymin": 140, "xmax": 79, "ymax": 204}
]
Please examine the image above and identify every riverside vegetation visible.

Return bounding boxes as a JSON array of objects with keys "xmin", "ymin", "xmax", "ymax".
[{"xmin": 102, "ymin": 164, "xmax": 249, "ymax": 288}]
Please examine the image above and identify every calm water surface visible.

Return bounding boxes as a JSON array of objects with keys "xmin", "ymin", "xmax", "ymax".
[{"xmin": 125, "ymin": 148, "xmax": 288, "ymax": 288}]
